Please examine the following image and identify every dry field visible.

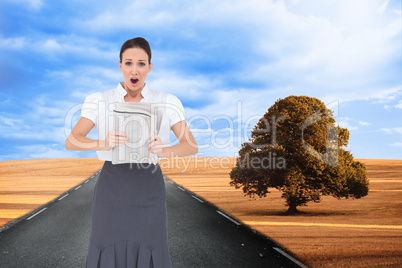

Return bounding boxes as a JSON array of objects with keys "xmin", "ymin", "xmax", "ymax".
[
  {"xmin": 0, "ymin": 157, "xmax": 401, "ymax": 267},
  {"xmin": 0, "ymin": 158, "xmax": 103, "ymax": 228},
  {"xmin": 160, "ymin": 157, "xmax": 402, "ymax": 268}
]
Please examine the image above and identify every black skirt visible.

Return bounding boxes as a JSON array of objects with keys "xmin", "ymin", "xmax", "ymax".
[{"xmin": 86, "ymin": 161, "xmax": 171, "ymax": 268}]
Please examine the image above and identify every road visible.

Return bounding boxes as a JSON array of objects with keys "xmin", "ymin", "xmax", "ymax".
[{"xmin": 0, "ymin": 170, "xmax": 306, "ymax": 268}]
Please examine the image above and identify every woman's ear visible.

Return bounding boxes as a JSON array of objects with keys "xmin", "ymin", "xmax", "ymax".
[
  {"xmin": 148, "ymin": 62, "xmax": 153, "ymax": 73},
  {"xmin": 119, "ymin": 61, "xmax": 123, "ymax": 72}
]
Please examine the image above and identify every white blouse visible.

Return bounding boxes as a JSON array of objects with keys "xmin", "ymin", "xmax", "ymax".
[{"xmin": 81, "ymin": 83, "xmax": 185, "ymax": 163}]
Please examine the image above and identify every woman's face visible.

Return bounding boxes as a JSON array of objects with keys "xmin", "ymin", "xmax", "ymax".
[{"xmin": 119, "ymin": 47, "xmax": 153, "ymax": 93}]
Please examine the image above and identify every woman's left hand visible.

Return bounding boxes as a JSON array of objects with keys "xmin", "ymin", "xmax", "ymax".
[{"xmin": 148, "ymin": 135, "xmax": 164, "ymax": 157}]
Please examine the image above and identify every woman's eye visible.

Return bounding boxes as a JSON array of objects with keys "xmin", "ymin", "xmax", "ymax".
[
  {"xmin": 139, "ymin": 62, "xmax": 146, "ymax": 66},
  {"xmin": 125, "ymin": 62, "xmax": 132, "ymax": 66}
]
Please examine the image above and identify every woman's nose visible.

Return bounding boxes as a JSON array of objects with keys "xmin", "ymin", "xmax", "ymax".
[{"xmin": 130, "ymin": 66, "xmax": 137, "ymax": 75}]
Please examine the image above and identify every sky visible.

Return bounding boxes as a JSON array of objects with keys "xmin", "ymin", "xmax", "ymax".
[{"xmin": 0, "ymin": 0, "xmax": 401, "ymax": 161}]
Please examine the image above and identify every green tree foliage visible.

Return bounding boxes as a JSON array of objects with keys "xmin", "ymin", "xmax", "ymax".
[{"xmin": 230, "ymin": 95, "xmax": 369, "ymax": 213}]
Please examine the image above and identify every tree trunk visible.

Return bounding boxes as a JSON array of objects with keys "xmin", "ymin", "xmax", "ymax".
[{"xmin": 287, "ymin": 201, "xmax": 298, "ymax": 214}]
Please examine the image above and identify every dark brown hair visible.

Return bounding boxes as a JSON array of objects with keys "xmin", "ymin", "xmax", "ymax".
[{"xmin": 119, "ymin": 37, "xmax": 152, "ymax": 63}]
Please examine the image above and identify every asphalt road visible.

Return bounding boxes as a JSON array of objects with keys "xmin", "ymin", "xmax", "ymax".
[{"xmin": 0, "ymin": 170, "xmax": 306, "ymax": 268}]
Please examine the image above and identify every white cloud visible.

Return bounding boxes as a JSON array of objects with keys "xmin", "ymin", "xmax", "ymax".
[
  {"xmin": 29, "ymin": 148, "xmax": 81, "ymax": 159},
  {"xmin": 380, "ymin": 127, "xmax": 402, "ymax": 135},
  {"xmin": 43, "ymin": 39, "xmax": 62, "ymax": 51},
  {"xmin": 390, "ymin": 142, "xmax": 402, "ymax": 148},
  {"xmin": 74, "ymin": 0, "xmax": 193, "ymax": 36},
  {"xmin": 252, "ymin": 1, "xmax": 399, "ymax": 100},
  {"xmin": 139, "ymin": 0, "xmax": 399, "ymax": 103},
  {"xmin": 185, "ymin": 88, "xmax": 282, "ymax": 124},
  {"xmin": 70, "ymin": 90, "xmax": 92, "ymax": 101},
  {"xmin": 46, "ymin": 66, "xmax": 121, "ymax": 94},
  {"xmin": 1, "ymin": 0, "xmax": 400, "ymax": 160},
  {"xmin": 0, "ymin": 34, "xmax": 118, "ymax": 62},
  {"xmin": 6, "ymin": 0, "xmax": 399, "ymax": 105},
  {"xmin": 0, "ymin": 143, "xmax": 93, "ymax": 161},
  {"xmin": 35, "ymin": 37, "xmax": 117, "ymax": 61},
  {"xmin": 378, "ymin": 0, "xmax": 390, "ymax": 15},
  {"xmin": 359, "ymin": 121, "xmax": 371, "ymax": 126},
  {"xmin": 26, "ymin": 0, "xmax": 42, "ymax": 9},
  {"xmin": 337, "ymin": 117, "xmax": 359, "ymax": 131},
  {"xmin": 147, "ymin": 70, "xmax": 278, "ymax": 123},
  {"xmin": 3, "ymin": 0, "xmax": 43, "ymax": 10},
  {"xmin": 0, "ymin": 115, "xmax": 23, "ymax": 127},
  {"xmin": 372, "ymin": 86, "xmax": 402, "ymax": 103},
  {"xmin": 1, "ymin": 126, "xmax": 66, "ymax": 143},
  {"xmin": 147, "ymin": 70, "xmax": 222, "ymax": 105},
  {"xmin": 395, "ymin": 100, "xmax": 402, "ymax": 109},
  {"xmin": 0, "ymin": 37, "xmax": 26, "ymax": 49},
  {"xmin": 14, "ymin": 144, "xmax": 82, "ymax": 159},
  {"xmin": 0, "ymin": 94, "xmax": 80, "ymax": 144}
]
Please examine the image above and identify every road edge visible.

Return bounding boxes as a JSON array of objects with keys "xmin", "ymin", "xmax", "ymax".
[
  {"xmin": 0, "ymin": 169, "xmax": 102, "ymax": 233},
  {"xmin": 163, "ymin": 175, "xmax": 309, "ymax": 268}
]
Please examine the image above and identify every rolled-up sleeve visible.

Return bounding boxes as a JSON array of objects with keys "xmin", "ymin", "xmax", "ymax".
[{"xmin": 81, "ymin": 92, "xmax": 102, "ymax": 128}]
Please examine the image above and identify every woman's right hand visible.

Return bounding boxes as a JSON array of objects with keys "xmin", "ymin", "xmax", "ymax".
[{"xmin": 105, "ymin": 131, "xmax": 129, "ymax": 150}]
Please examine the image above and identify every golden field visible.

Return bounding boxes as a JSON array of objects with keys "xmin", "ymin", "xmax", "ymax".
[
  {"xmin": 160, "ymin": 157, "xmax": 402, "ymax": 268},
  {"xmin": 0, "ymin": 157, "xmax": 401, "ymax": 267},
  {"xmin": 0, "ymin": 158, "xmax": 103, "ymax": 227}
]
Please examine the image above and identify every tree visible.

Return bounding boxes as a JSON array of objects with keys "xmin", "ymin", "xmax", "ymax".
[{"xmin": 230, "ymin": 95, "xmax": 369, "ymax": 213}]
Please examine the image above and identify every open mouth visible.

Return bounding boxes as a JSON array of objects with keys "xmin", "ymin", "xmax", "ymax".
[{"xmin": 130, "ymin": 78, "xmax": 139, "ymax": 84}]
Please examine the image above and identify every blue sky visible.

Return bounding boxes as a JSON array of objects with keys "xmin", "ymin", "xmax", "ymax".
[{"xmin": 0, "ymin": 0, "xmax": 401, "ymax": 161}]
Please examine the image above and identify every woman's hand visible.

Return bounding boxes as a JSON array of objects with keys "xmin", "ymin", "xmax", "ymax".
[
  {"xmin": 148, "ymin": 135, "xmax": 164, "ymax": 157},
  {"xmin": 105, "ymin": 131, "xmax": 129, "ymax": 150}
]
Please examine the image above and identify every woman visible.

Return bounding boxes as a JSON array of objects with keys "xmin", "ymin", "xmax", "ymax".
[{"xmin": 65, "ymin": 37, "xmax": 198, "ymax": 268}]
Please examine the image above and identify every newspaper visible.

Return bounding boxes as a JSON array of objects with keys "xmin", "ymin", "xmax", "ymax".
[{"xmin": 112, "ymin": 102, "xmax": 159, "ymax": 164}]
